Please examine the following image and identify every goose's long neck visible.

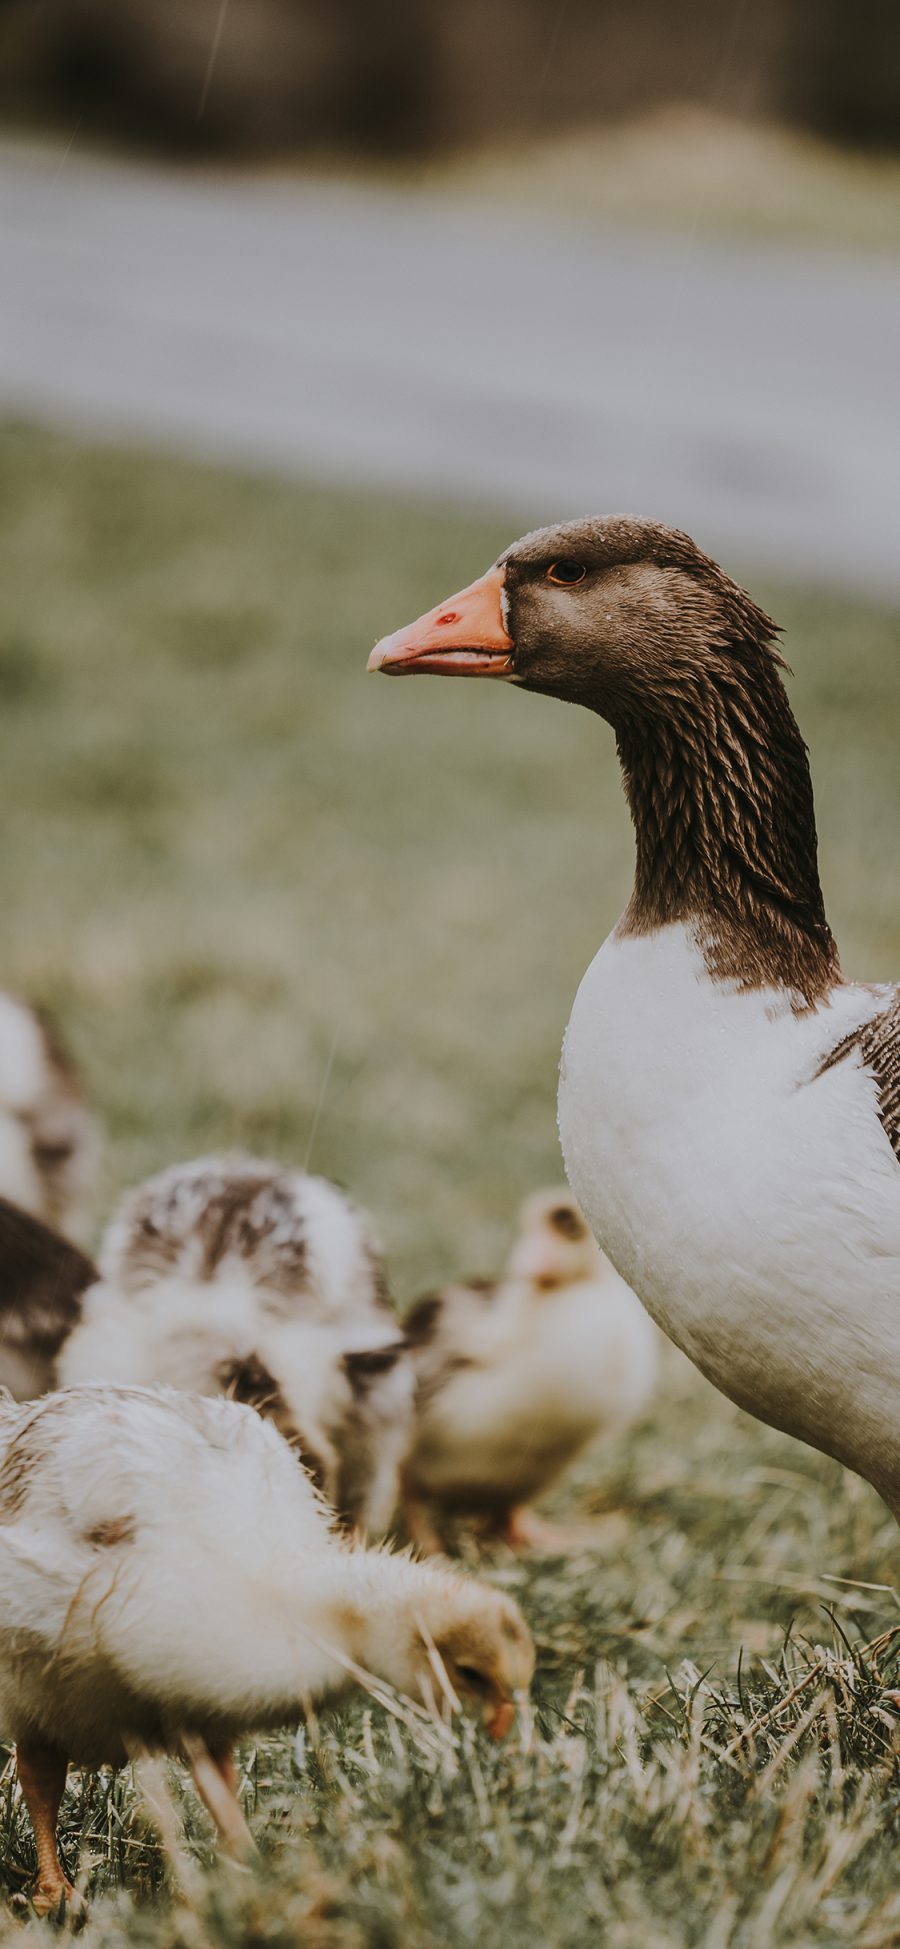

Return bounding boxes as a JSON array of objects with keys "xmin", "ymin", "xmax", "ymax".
[{"xmin": 614, "ymin": 653, "xmax": 841, "ymax": 1005}]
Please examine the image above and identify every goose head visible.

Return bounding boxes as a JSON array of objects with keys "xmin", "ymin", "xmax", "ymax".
[
  {"xmin": 369, "ymin": 518, "xmax": 839, "ymax": 1005},
  {"xmin": 367, "ymin": 516, "xmax": 778, "ymax": 725}
]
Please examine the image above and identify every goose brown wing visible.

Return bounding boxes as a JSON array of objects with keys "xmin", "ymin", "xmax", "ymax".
[{"xmin": 817, "ymin": 989, "xmax": 900, "ymax": 1165}]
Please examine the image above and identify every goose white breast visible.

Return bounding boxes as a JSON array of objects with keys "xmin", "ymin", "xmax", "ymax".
[{"xmin": 560, "ymin": 924, "xmax": 900, "ymax": 1482}]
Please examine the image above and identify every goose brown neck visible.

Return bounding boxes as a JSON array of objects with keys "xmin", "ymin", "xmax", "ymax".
[{"xmin": 612, "ymin": 651, "xmax": 841, "ymax": 1005}]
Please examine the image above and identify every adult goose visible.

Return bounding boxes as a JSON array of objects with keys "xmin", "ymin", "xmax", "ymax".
[
  {"xmin": 369, "ymin": 519, "xmax": 900, "ymax": 1522},
  {"xmin": 0, "ymin": 1383, "xmax": 533, "ymax": 1913}
]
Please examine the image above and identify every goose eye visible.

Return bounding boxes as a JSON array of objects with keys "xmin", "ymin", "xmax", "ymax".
[
  {"xmin": 455, "ymin": 1664, "xmax": 490, "ymax": 1693},
  {"xmin": 546, "ymin": 561, "xmax": 587, "ymax": 586},
  {"xmin": 549, "ymin": 1206, "xmax": 585, "ymax": 1239}
]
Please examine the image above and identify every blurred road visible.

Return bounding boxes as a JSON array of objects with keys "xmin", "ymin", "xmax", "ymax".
[{"xmin": 3, "ymin": 141, "xmax": 900, "ymax": 595}]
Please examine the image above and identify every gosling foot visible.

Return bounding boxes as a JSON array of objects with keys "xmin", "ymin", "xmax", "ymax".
[
  {"xmin": 30, "ymin": 1875, "xmax": 78, "ymax": 1919},
  {"xmin": 16, "ymin": 1736, "xmax": 80, "ymax": 1919},
  {"xmin": 497, "ymin": 1506, "xmax": 574, "ymax": 1554}
]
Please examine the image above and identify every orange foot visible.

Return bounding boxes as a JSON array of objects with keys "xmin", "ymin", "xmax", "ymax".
[
  {"xmin": 16, "ymin": 1737, "xmax": 79, "ymax": 1920},
  {"xmin": 31, "ymin": 1876, "xmax": 78, "ymax": 1918}
]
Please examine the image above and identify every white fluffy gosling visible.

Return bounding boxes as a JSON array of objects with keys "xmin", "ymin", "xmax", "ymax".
[{"xmin": 0, "ymin": 1383, "xmax": 533, "ymax": 1913}]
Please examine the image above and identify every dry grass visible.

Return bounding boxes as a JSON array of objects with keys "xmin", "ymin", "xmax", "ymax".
[
  {"xmin": 424, "ymin": 107, "xmax": 900, "ymax": 253},
  {"xmin": 1, "ymin": 425, "xmax": 900, "ymax": 1942}
]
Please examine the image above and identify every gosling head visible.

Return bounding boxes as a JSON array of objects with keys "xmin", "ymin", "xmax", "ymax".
[
  {"xmin": 405, "ymin": 1578, "xmax": 535, "ymax": 1739},
  {"xmin": 505, "ymin": 1188, "xmax": 600, "ymax": 1292}
]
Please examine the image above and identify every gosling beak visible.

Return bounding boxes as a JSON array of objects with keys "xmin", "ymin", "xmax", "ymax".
[
  {"xmin": 483, "ymin": 1695, "xmax": 516, "ymax": 1741},
  {"xmin": 367, "ymin": 567, "xmax": 514, "ymax": 678},
  {"xmin": 506, "ymin": 1241, "xmax": 566, "ymax": 1288}
]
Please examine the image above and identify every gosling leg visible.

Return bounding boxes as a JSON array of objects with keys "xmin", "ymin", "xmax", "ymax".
[
  {"xmin": 16, "ymin": 1737, "xmax": 75, "ymax": 1915},
  {"xmin": 400, "ymin": 1468, "xmax": 449, "ymax": 1556},
  {"xmin": 184, "ymin": 1736, "xmax": 255, "ymax": 1861},
  {"xmin": 211, "ymin": 1743, "xmax": 239, "ymax": 1801}
]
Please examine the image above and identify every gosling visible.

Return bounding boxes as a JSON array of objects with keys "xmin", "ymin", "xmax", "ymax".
[
  {"xmin": 0, "ymin": 1382, "xmax": 534, "ymax": 1913},
  {"xmin": 58, "ymin": 1155, "xmax": 413, "ymax": 1535},
  {"xmin": 402, "ymin": 1189, "xmax": 658, "ymax": 1552}
]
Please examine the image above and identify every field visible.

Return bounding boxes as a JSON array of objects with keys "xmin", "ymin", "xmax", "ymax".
[
  {"xmin": 1, "ymin": 425, "xmax": 900, "ymax": 1946},
  {"xmin": 433, "ymin": 108, "xmax": 900, "ymax": 252}
]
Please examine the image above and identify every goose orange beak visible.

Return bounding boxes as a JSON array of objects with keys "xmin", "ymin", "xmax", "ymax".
[
  {"xmin": 484, "ymin": 1696, "xmax": 516, "ymax": 1741},
  {"xmin": 367, "ymin": 567, "xmax": 514, "ymax": 678}
]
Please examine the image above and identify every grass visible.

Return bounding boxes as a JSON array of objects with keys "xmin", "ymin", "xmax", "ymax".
[
  {"xmin": 422, "ymin": 108, "xmax": 900, "ymax": 254},
  {"xmin": 1, "ymin": 423, "xmax": 900, "ymax": 1944}
]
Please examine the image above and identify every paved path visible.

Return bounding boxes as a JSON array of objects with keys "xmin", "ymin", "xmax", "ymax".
[{"xmin": 2, "ymin": 141, "xmax": 899, "ymax": 595}]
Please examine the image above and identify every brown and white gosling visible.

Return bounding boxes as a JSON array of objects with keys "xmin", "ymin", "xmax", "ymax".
[
  {"xmin": 0, "ymin": 992, "xmax": 97, "ymax": 1237},
  {"xmin": 401, "ymin": 1189, "xmax": 658, "ymax": 1553},
  {"xmin": 0, "ymin": 1382, "xmax": 534, "ymax": 1914},
  {"xmin": 57, "ymin": 1155, "xmax": 414, "ymax": 1536}
]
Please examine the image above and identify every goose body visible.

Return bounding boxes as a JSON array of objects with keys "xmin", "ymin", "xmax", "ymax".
[
  {"xmin": 58, "ymin": 1157, "xmax": 413, "ymax": 1534},
  {"xmin": 560, "ymin": 926, "xmax": 900, "ymax": 1489},
  {"xmin": 370, "ymin": 516, "xmax": 900, "ymax": 1519},
  {"xmin": 0, "ymin": 1383, "xmax": 533, "ymax": 1909},
  {"xmin": 404, "ymin": 1189, "xmax": 657, "ymax": 1548}
]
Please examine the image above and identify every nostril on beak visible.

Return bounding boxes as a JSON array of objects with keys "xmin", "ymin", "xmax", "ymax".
[{"xmin": 436, "ymin": 611, "xmax": 460, "ymax": 627}]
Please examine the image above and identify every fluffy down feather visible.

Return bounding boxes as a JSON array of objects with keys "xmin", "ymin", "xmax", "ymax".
[
  {"xmin": 0, "ymin": 993, "xmax": 98, "ymax": 1237},
  {"xmin": 0, "ymin": 1383, "xmax": 533, "ymax": 1889},
  {"xmin": 403, "ymin": 1189, "xmax": 658, "ymax": 1550},
  {"xmin": 57, "ymin": 1157, "xmax": 413, "ymax": 1535}
]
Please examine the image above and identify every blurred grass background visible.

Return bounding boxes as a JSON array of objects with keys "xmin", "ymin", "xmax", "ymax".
[
  {"xmin": 432, "ymin": 108, "xmax": 900, "ymax": 251},
  {"xmin": 3, "ymin": 422, "xmax": 900, "ymax": 1293},
  {"xmin": 2, "ymin": 424, "xmax": 900, "ymax": 1943}
]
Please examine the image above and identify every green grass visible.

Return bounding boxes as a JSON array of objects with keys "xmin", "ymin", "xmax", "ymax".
[{"xmin": 1, "ymin": 424, "xmax": 900, "ymax": 1945}]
